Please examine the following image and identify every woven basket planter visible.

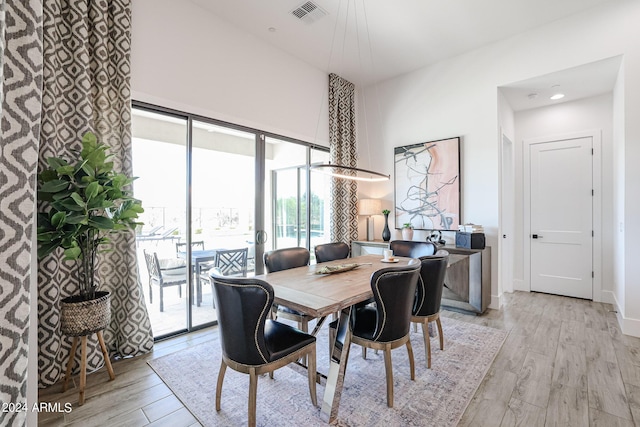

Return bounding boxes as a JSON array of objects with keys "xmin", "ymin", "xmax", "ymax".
[{"xmin": 60, "ymin": 291, "xmax": 111, "ymax": 336}]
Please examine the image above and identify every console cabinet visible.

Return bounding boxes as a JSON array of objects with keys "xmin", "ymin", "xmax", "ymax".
[
  {"xmin": 351, "ymin": 240, "xmax": 389, "ymax": 256},
  {"xmin": 350, "ymin": 241, "xmax": 491, "ymax": 314},
  {"xmin": 441, "ymin": 246, "xmax": 491, "ymax": 314}
]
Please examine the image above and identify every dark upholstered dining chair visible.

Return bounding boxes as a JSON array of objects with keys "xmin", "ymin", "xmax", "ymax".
[
  {"xmin": 412, "ymin": 253, "xmax": 449, "ymax": 368},
  {"xmin": 142, "ymin": 250, "xmax": 186, "ymax": 312},
  {"xmin": 263, "ymin": 247, "xmax": 314, "ymax": 333},
  {"xmin": 209, "ymin": 270, "xmax": 317, "ymax": 427},
  {"xmin": 389, "ymin": 240, "xmax": 437, "ymax": 258},
  {"xmin": 314, "ymin": 242, "xmax": 350, "ymax": 263},
  {"xmin": 331, "ymin": 260, "xmax": 421, "ymax": 408}
]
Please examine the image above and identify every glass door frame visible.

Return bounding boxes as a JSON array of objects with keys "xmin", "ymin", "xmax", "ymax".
[{"xmin": 132, "ymin": 100, "xmax": 328, "ymax": 339}]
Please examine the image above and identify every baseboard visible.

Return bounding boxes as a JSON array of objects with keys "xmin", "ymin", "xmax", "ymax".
[
  {"xmin": 489, "ymin": 293, "xmax": 502, "ymax": 310},
  {"xmin": 603, "ymin": 290, "xmax": 640, "ymax": 338},
  {"xmin": 513, "ymin": 279, "xmax": 527, "ymax": 292}
]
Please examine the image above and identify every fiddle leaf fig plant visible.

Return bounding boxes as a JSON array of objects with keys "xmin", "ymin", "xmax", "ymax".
[{"xmin": 37, "ymin": 132, "xmax": 144, "ymax": 301}]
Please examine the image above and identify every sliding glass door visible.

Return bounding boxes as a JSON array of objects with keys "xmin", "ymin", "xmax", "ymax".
[
  {"xmin": 132, "ymin": 109, "xmax": 189, "ymax": 337},
  {"xmin": 190, "ymin": 120, "xmax": 256, "ymax": 327},
  {"xmin": 131, "ymin": 102, "xmax": 329, "ymax": 338}
]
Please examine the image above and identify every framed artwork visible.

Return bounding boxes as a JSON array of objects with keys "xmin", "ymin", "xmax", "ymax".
[{"xmin": 394, "ymin": 137, "xmax": 460, "ymax": 231}]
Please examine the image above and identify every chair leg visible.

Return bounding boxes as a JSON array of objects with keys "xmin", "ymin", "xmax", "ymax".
[
  {"xmin": 383, "ymin": 344, "xmax": 394, "ymax": 407},
  {"xmin": 436, "ymin": 316, "xmax": 444, "ymax": 350},
  {"xmin": 413, "ymin": 322, "xmax": 417, "ymax": 333},
  {"xmin": 307, "ymin": 346, "xmax": 317, "ymax": 406},
  {"xmin": 148, "ymin": 282, "xmax": 153, "ymax": 304},
  {"xmin": 421, "ymin": 321, "xmax": 431, "ymax": 369},
  {"xmin": 178, "ymin": 284, "xmax": 182, "ymax": 298},
  {"xmin": 362, "ymin": 347, "xmax": 367, "ymax": 360},
  {"xmin": 216, "ymin": 360, "xmax": 227, "ymax": 411},
  {"xmin": 159, "ymin": 286, "xmax": 164, "ymax": 312},
  {"xmin": 248, "ymin": 367, "xmax": 258, "ymax": 427},
  {"xmin": 406, "ymin": 339, "xmax": 415, "ymax": 381}
]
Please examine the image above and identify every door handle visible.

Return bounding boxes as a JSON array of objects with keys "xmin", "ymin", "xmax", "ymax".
[
  {"xmin": 532, "ymin": 234, "xmax": 543, "ymax": 239},
  {"xmin": 256, "ymin": 230, "xmax": 267, "ymax": 244}
]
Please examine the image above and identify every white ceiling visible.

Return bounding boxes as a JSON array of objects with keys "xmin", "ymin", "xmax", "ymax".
[
  {"xmin": 500, "ymin": 56, "xmax": 622, "ymax": 111},
  {"xmin": 190, "ymin": 0, "xmax": 617, "ymax": 87}
]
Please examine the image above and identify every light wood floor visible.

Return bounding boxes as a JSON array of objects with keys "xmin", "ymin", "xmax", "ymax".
[{"xmin": 38, "ymin": 291, "xmax": 640, "ymax": 426}]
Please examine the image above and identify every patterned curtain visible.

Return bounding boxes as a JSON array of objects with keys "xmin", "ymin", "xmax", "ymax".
[
  {"xmin": 0, "ymin": 0, "xmax": 42, "ymax": 424},
  {"xmin": 328, "ymin": 73, "xmax": 359, "ymax": 244},
  {"xmin": 37, "ymin": 0, "xmax": 152, "ymax": 387}
]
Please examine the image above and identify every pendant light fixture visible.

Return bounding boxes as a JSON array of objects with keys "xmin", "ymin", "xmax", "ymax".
[{"xmin": 310, "ymin": 0, "xmax": 389, "ymax": 183}]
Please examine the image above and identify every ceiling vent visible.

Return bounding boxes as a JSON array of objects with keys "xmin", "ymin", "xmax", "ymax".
[{"xmin": 290, "ymin": 1, "xmax": 328, "ymax": 24}]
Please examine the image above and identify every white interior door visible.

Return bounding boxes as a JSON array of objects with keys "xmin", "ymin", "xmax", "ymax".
[{"xmin": 530, "ymin": 136, "xmax": 593, "ymax": 299}]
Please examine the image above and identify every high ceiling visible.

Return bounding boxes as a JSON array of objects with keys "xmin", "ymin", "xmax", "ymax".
[{"xmin": 190, "ymin": 0, "xmax": 617, "ymax": 87}]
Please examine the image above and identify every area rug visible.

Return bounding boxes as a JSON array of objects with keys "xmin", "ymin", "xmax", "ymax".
[{"xmin": 148, "ymin": 317, "xmax": 507, "ymax": 426}]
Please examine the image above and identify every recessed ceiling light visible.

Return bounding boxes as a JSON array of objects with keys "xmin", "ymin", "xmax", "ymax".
[
  {"xmin": 268, "ymin": 27, "xmax": 277, "ymax": 32},
  {"xmin": 528, "ymin": 93, "xmax": 538, "ymax": 100},
  {"xmin": 550, "ymin": 85, "xmax": 564, "ymax": 100}
]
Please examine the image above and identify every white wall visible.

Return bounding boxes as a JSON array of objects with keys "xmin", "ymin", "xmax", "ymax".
[
  {"xmin": 613, "ymin": 62, "xmax": 626, "ymax": 315},
  {"xmin": 359, "ymin": 0, "xmax": 640, "ymax": 318},
  {"xmin": 513, "ymin": 94, "xmax": 613, "ymax": 298},
  {"xmin": 131, "ymin": 0, "xmax": 329, "ymax": 146}
]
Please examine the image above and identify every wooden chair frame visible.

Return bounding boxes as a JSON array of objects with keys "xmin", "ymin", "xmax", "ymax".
[
  {"xmin": 216, "ymin": 342, "xmax": 317, "ymax": 427},
  {"xmin": 350, "ymin": 333, "xmax": 415, "ymax": 408},
  {"xmin": 411, "ymin": 312, "xmax": 444, "ymax": 368}
]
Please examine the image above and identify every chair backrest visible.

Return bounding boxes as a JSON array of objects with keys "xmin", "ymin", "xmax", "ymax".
[
  {"xmin": 209, "ymin": 271, "xmax": 274, "ymax": 365},
  {"xmin": 263, "ymin": 247, "xmax": 310, "ymax": 273},
  {"xmin": 368, "ymin": 260, "xmax": 421, "ymax": 342},
  {"xmin": 413, "ymin": 254, "xmax": 449, "ymax": 317},
  {"xmin": 389, "ymin": 240, "xmax": 437, "ymax": 258},
  {"xmin": 143, "ymin": 250, "xmax": 162, "ymax": 281},
  {"xmin": 215, "ymin": 248, "xmax": 248, "ymax": 277},
  {"xmin": 175, "ymin": 240, "xmax": 205, "ymax": 254},
  {"xmin": 314, "ymin": 242, "xmax": 350, "ymax": 263}
]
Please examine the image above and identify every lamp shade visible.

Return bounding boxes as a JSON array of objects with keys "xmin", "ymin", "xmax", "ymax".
[{"xmin": 359, "ymin": 199, "xmax": 382, "ymax": 216}]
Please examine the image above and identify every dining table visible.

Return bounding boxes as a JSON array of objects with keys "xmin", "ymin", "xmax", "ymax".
[{"xmin": 254, "ymin": 254, "xmax": 417, "ymax": 423}]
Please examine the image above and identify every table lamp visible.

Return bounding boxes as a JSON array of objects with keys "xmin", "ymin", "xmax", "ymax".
[{"xmin": 359, "ymin": 199, "xmax": 382, "ymax": 241}]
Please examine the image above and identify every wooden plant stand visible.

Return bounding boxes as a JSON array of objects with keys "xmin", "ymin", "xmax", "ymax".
[{"xmin": 62, "ymin": 330, "xmax": 115, "ymax": 405}]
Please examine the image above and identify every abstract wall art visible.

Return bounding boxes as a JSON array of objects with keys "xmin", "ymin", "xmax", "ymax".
[{"xmin": 394, "ymin": 137, "xmax": 460, "ymax": 231}]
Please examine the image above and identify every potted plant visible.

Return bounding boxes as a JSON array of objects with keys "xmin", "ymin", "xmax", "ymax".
[
  {"xmin": 381, "ymin": 210, "xmax": 391, "ymax": 241},
  {"xmin": 402, "ymin": 222, "xmax": 414, "ymax": 241},
  {"xmin": 37, "ymin": 132, "xmax": 144, "ymax": 336}
]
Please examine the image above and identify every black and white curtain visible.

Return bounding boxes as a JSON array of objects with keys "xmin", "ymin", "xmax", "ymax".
[
  {"xmin": 328, "ymin": 73, "xmax": 359, "ymax": 244},
  {"xmin": 37, "ymin": 0, "xmax": 152, "ymax": 387},
  {"xmin": 0, "ymin": 0, "xmax": 42, "ymax": 425}
]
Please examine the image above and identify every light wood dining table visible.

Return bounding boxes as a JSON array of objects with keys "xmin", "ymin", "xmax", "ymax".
[{"xmin": 253, "ymin": 254, "xmax": 415, "ymax": 423}]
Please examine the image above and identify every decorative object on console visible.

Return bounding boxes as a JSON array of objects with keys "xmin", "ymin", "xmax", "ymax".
[
  {"xmin": 382, "ymin": 209, "xmax": 391, "ymax": 241},
  {"xmin": 394, "ymin": 137, "xmax": 460, "ymax": 231},
  {"xmin": 456, "ymin": 223, "xmax": 485, "ymax": 249},
  {"xmin": 427, "ymin": 230, "xmax": 446, "ymax": 246},
  {"xmin": 359, "ymin": 199, "xmax": 381, "ymax": 241},
  {"xmin": 401, "ymin": 223, "xmax": 414, "ymax": 241}
]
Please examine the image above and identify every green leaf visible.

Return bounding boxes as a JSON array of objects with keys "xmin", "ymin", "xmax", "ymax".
[
  {"xmin": 40, "ymin": 179, "xmax": 69, "ymax": 193},
  {"xmin": 65, "ymin": 214, "xmax": 88, "ymax": 224},
  {"xmin": 70, "ymin": 192, "xmax": 85, "ymax": 207},
  {"xmin": 39, "ymin": 169, "xmax": 58, "ymax": 182},
  {"xmin": 46, "ymin": 157, "xmax": 68, "ymax": 170},
  {"xmin": 88, "ymin": 216, "xmax": 115, "ymax": 229},
  {"xmin": 56, "ymin": 165, "xmax": 75, "ymax": 176},
  {"xmin": 85, "ymin": 181, "xmax": 100, "ymax": 199},
  {"xmin": 63, "ymin": 246, "xmax": 82, "ymax": 260},
  {"xmin": 51, "ymin": 212, "xmax": 66, "ymax": 228},
  {"xmin": 57, "ymin": 198, "xmax": 85, "ymax": 212}
]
